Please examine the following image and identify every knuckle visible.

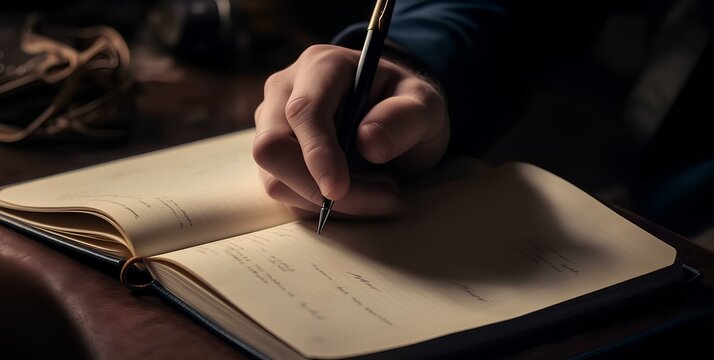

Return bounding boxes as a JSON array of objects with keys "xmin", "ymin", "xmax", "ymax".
[
  {"xmin": 403, "ymin": 79, "xmax": 447, "ymax": 122},
  {"xmin": 263, "ymin": 71, "xmax": 287, "ymax": 95},
  {"xmin": 301, "ymin": 44, "xmax": 329, "ymax": 59},
  {"xmin": 302, "ymin": 44, "xmax": 343, "ymax": 60},
  {"xmin": 252, "ymin": 130, "xmax": 285, "ymax": 168},
  {"xmin": 253, "ymin": 102, "xmax": 264, "ymax": 121},
  {"xmin": 301, "ymin": 132, "xmax": 330, "ymax": 161},
  {"xmin": 411, "ymin": 81, "xmax": 439, "ymax": 106},
  {"xmin": 304, "ymin": 45, "xmax": 357, "ymax": 73},
  {"xmin": 263, "ymin": 176, "xmax": 285, "ymax": 200},
  {"xmin": 422, "ymin": 84, "xmax": 446, "ymax": 110},
  {"xmin": 403, "ymin": 95, "xmax": 429, "ymax": 114},
  {"xmin": 284, "ymin": 95, "xmax": 315, "ymax": 129}
]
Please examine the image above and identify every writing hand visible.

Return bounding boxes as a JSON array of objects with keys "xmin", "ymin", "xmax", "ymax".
[{"xmin": 253, "ymin": 44, "xmax": 449, "ymax": 217}]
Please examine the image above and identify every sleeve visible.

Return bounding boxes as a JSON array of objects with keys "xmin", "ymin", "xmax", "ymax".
[{"xmin": 332, "ymin": 0, "xmax": 518, "ymax": 157}]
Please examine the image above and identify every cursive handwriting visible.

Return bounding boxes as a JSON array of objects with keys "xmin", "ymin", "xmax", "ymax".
[
  {"xmin": 346, "ymin": 272, "xmax": 382, "ymax": 292},
  {"xmin": 453, "ymin": 282, "xmax": 492, "ymax": 302},
  {"xmin": 300, "ymin": 302, "xmax": 326, "ymax": 320}
]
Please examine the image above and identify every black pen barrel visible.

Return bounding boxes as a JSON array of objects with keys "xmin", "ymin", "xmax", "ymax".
[{"xmin": 337, "ymin": 29, "xmax": 386, "ymax": 162}]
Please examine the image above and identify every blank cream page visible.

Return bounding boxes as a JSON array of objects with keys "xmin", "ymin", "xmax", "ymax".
[
  {"xmin": 0, "ymin": 129, "xmax": 295, "ymax": 257},
  {"xmin": 149, "ymin": 161, "xmax": 677, "ymax": 359}
]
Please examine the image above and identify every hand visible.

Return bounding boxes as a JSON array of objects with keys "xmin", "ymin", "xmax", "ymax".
[{"xmin": 253, "ymin": 44, "xmax": 449, "ymax": 217}]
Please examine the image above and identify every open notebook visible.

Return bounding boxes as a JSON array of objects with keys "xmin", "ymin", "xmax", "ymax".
[{"xmin": 0, "ymin": 128, "xmax": 688, "ymax": 359}]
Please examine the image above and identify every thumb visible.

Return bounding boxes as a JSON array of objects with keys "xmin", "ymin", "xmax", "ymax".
[{"xmin": 357, "ymin": 96, "xmax": 447, "ymax": 170}]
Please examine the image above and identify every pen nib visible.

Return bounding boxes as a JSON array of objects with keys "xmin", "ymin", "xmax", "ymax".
[{"xmin": 317, "ymin": 198, "xmax": 334, "ymax": 234}]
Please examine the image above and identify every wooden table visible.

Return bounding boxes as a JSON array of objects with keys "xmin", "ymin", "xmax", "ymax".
[{"xmin": 2, "ymin": 46, "xmax": 714, "ymax": 360}]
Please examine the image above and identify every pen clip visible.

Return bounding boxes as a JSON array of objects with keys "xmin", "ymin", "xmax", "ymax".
[
  {"xmin": 368, "ymin": 0, "xmax": 394, "ymax": 33},
  {"xmin": 378, "ymin": 0, "xmax": 391, "ymax": 31}
]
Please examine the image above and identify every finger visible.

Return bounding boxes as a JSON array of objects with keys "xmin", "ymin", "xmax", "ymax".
[
  {"xmin": 285, "ymin": 47, "xmax": 359, "ymax": 200},
  {"xmin": 254, "ymin": 131, "xmax": 324, "ymax": 205},
  {"xmin": 253, "ymin": 71, "xmax": 325, "ymax": 204},
  {"xmin": 254, "ymin": 70, "xmax": 294, "ymax": 140},
  {"xmin": 261, "ymin": 169, "xmax": 399, "ymax": 216},
  {"xmin": 260, "ymin": 170, "xmax": 320, "ymax": 212},
  {"xmin": 357, "ymin": 78, "xmax": 448, "ymax": 169},
  {"xmin": 261, "ymin": 169, "xmax": 399, "ymax": 217}
]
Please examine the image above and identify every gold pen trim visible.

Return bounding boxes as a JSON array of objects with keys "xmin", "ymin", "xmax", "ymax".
[{"xmin": 368, "ymin": 0, "xmax": 390, "ymax": 31}]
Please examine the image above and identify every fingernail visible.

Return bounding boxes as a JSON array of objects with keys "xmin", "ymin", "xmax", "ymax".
[
  {"xmin": 363, "ymin": 123, "xmax": 392, "ymax": 161},
  {"xmin": 318, "ymin": 173, "xmax": 335, "ymax": 196}
]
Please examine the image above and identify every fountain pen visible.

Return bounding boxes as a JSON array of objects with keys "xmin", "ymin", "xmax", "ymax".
[{"xmin": 317, "ymin": 0, "xmax": 396, "ymax": 234}]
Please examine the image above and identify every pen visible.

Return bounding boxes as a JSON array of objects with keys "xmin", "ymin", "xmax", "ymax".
[{"xmin": 317, "ymin": 0, "xmax": 396, "ymax": 234}]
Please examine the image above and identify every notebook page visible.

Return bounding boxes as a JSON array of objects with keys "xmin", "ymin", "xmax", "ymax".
[
  {"xmin": 0, "ymin": 129, "xmax": 296, "ymax": 257},
  {"xmin": 149, "ymin": 162, "xmax": 677, "ymax": 359}
]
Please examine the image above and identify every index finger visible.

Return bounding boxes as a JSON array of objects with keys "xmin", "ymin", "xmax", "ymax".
[{"xmin": 285, "ymin": 46, "xmax": 359, "ymax": 200}]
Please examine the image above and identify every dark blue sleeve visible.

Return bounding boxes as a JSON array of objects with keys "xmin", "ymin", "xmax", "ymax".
[{"xmin": 333, "ymin": 0, "xmax": 517, "ymax": 156}]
